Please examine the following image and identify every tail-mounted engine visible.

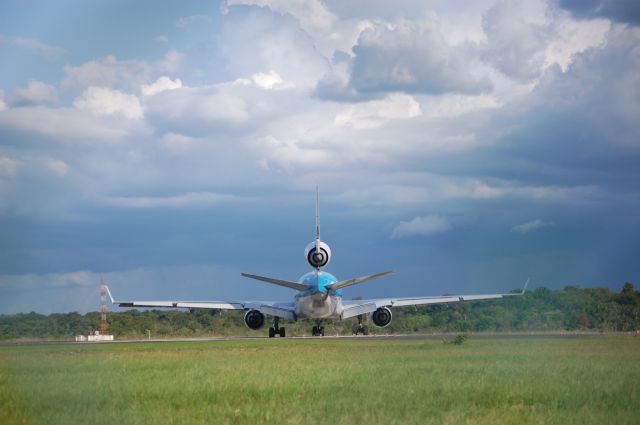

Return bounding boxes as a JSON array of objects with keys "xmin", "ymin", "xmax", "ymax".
[
  {"xmin": 244, "ymin": 309, "xmax": 265, "ymax": 330},
  {"xmin": 304, "ymin": 241, "xmax": 331, "ymax": 268},
  {"xmin": 372, "ymin": 307, "xmax": 392, "ymax": 327}
]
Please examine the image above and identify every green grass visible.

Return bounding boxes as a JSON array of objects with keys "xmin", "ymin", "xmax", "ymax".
[{"xmin": 1, "ymin": 336, "xmax": 639, "ymax": 424}]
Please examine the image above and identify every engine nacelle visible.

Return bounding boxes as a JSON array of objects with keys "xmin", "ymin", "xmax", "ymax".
[
  {"xmin": 372, "ymin": 307, "xmax": 392, "ymax": 327},
  {"xmin": 304, "ymin": 240, "xmax": 331, "ymax": 268},
  {"xmin": 244, "ymin": 309, "xmax": 265, "ymax": 330}
]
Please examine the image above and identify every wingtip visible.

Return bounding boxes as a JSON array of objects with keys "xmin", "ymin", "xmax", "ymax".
[
  {"xmin": 522, "ymin": 277, "xmax": 531, "ymax": 294},
  {"xmin": 103, "ymin": 285, "xmax": 116, "ymax": 304}
]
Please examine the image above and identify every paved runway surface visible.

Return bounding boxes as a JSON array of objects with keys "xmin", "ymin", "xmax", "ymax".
[{"xmin": 3, "ymin": 332, "xmax": 622, "ymax": 347}]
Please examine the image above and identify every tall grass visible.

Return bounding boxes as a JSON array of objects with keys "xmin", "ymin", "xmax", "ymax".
[{"xmin": 1, "ymin": 336, "xmax": 639, "ymax": 424}]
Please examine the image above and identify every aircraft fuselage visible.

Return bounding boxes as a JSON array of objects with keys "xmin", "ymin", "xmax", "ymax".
[{"xmin": 294, "ymin": 271, "xmax": 343, "ymax": 319}]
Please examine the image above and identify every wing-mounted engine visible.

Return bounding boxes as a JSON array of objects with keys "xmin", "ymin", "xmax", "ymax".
[
  {"xmin": 244, "ymin": 309, "xmax": 265, "ymax": 330},
  {"xmin": 372, "ymin": 307, "xmax": 392, "ymax": 327},
  {"xmin": 304, "ymin": 240, "xmax": 331, "ymax": 268}
]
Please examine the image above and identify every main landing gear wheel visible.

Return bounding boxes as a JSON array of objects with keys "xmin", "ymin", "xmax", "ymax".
[
  {"xmin": 268, "ymin": 317, "xmax": 285, "ymax": 338},
  {"xmin": 311, "ymin": 324, "xmax": 325, "ymax": 336},
  {"xmin": 352, "ymin": 314, "xmax": 369, "ymax": 335},
  {"xmin": 352, "ymin": 324, "xmax": 369, "ymax": 335}
]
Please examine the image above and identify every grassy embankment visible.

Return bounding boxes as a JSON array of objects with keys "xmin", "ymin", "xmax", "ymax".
[{"xmin": 1, "ymin": 336, "xmax": 639, "ymax": 424}]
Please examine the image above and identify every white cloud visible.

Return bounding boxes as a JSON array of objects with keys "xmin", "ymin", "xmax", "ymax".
[
  {"xmin": 335, "ymin": 93, "xmax": 422, "ymax": 129},
  {"xmin": 391, "ymin": 214, "xmax": 452, "ymax": 239},
  {"xmin": 176, "ymin": 14, "xmax": 212, "ymax": 29},
  {"xmin": 233, "ymin": 71, "xmax": 294, "ymax": 90},
  {"xmin": 348, "ymin": 18, "xmax": 492, "ymax": 95},
  {"xmin": 141, "ymin": 76, "xmax": 183, "ymax": 96},
  {"xmin": 0, "ymin": 34, "xmax": 65, "ymax": 58},
  {"xmin": 251, "ymin": 71, "xmax": 288, "ymax": 89},
  {"xmin": 145, "ymin": 85, "xmax": 250, "ymax": 132},
  {"xmin": 62, "ymin": 55, "xmax": 153, "ymax": 91},
  {"xmin": 511, "ymin": 219, "xmax": 555, "ymax": 234},
  {"xmin": 420, "ymin": 94, "xmax": 500, "ymax": 119},
  {"xmin": 226, "ymin": 0, "xmax": 336, "ymax": 33},
  {"xmin": 334, "ymin": 177, "xmax": 599, "ymax": 207},
  {"xmin": 219, "ymin": 6, "xmax": 331, "ymax": 89},
  {"xmin": 544, "ymin": 13, "xmax": 610, "ymax": 72},
  {"xmin": 41, "ymin": 158, "xmax": 69, "ymax": 177},
  {"xmin": 155, "ymin": 35, "xmax": 169, "ymax": 43},
  {"xmin": 100, "ymin": 192, "xmax": 237, "ymax": 208},
  {"xmin": 481, "ymin": 0, "xmax": 550, "ymax": 82},
  {"xmin": 74, "ymin": 86, "xmax": 143, "ymax": 120},
  {"xmin": 11, "ymin": 79, "xmax": 58, "ymax": 106},
  {"xmin": 0, "ymin": 90, "xmax": 6, "ymax": 111},
  {"xmin": 0, "ymin": 155, "xmax": 21, "ymax": 178},
  {"xmin": 0, "ymin": 106, "xmax": 141, "ymax": 143}
]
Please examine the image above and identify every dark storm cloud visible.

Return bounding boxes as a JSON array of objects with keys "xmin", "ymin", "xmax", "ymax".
[
  {"xmin": 557, "ymin": 0, "xmax": 640, "ymax": 25},
  {"xmin": 479, "ymin": 25, "xmax": 640, "ymax": 196}
]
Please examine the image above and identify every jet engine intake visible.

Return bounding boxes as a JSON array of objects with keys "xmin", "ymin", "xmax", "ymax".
[
  {"xmin": 244, "ymin": 309, "xmax": 265, "ymax": 330},
  {"xmin": 372, "ymin": 307, "xmax": 392, "ymax": 327},
  {"xmin": 304, "ymin": 241, "xmax": 331, "ymax": 268}
]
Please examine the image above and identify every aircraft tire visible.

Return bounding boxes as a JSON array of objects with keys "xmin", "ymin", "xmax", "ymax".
[
  {"xmin": 320, "ymin": 326, "xmax": 325, "ymax": 336},
  {"xmin": 363, "ymin": 325, "xmax": 369, "ymax": 335},
  {"xmin": 279, "ymin": 327, "xmax": 285, "ymax": 338},
  {"xmin": 269, "ymin": 327, "xmax": 275, "ymax": 338}
]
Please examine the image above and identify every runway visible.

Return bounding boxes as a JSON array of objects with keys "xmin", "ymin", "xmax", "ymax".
[{"xmin": 2, "ymin": 332, "xmax": 626, "ymax": 347}]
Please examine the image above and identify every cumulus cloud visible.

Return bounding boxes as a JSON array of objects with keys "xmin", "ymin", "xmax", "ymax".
[
  {"xmin": 233, "ymin": 71, "xmax": 295, "ymax": 90},
  {"xmin": 511, "ymin": 219, "xmax": 555, "ymax": 234},
  {"xmin": 73, "ymin": 87, "xmax": 143, "ymax": 119},
  {"xmin": 226, "ymin": 0, "xmax": 336, "ymax": 34},
  {"xmin": 250, "ymin": 71, "xmax": 288, "ymax": 90},
  {"xmin": 481, "ymin": 0, "xmax": 551, "ymax": 82},
  {"xmin": 0, "ymin": 90, "xmax": 6, "ymax": 111},
  {"xmin": 347, "ymin": 19, "xmax": 492, "ymax": 96},
  {"xmin": 11, "ymin": 79, "xmax": 58, "ymax": 106},
  {"xmin": 0, "ymin": 34, "xmax": 65, "ymax": 58},
  {"xmin": 334, "ymin": 93, "xmax": 422, "ymax": 129},
  {"xmin": 225, "ymin": 0, "xmax": 364, "ymax": 58},
  {"xmin": 316, "ymin": 15, "xmax": 496, "ymax": 101},
  {"xmin": 144, "ymin": 85, "xmax": 250, "ymax": 134},
  {"xmin": 497, "ymin": 24, "xmax": 640, "ymax": 161},
  {"xmin": 62, "ymin": 55, "xmax": 153, "ymax": 91},
  {"xmin": 141, "ymin": 76, "xmax": 183, "ymax": 96},
  {"xmin": 0, "ymin": 106, "xmax": 141, "ymax": 143},
  {"xmin": 391, "ymin": 215, "xmax": 452, "ymax": 239},
  {"xmin": 218, "ymin": 5, "xmax": 330, "ymax": 89}
]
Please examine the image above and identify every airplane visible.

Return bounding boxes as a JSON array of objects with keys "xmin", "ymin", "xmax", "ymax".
[{"xmin": 106, "ymin": 188, "xmax": 529, "ymax": 337}]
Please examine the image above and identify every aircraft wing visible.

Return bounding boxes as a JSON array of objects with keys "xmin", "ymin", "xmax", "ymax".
[
  {"xmin": 104, "ymin": 286, "xmax": 297, "ymax": 320},
  {"xmin": 340, "ymin": 280, "xmax": 529, "ymax": 319}
]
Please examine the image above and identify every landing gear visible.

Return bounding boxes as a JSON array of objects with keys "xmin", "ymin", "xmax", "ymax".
[
  {"xmin": 268, "ymin": 317, "xmax": 285, "ymax": 338},
  {"xmin": 352, "ymin": 314, "xmax": 369, "ymax": 335},
  {"xmin": 311, "ymin": 320, "xmax": 325, "ymax": 336}
]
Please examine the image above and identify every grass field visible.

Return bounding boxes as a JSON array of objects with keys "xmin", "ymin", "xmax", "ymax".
[{"xmin": 1, "ymin": 336, "xmax": 639, "ymax": 425}]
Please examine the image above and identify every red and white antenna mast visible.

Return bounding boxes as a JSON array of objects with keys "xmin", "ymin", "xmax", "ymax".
[{"xmin": 99, "ymin": 280, "xmax": 109, "ymax": 336}]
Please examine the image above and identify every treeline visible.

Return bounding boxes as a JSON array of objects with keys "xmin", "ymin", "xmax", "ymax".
[{"xmin": 1, "ymin": 283, "xmax": 639, "ymax": 340}]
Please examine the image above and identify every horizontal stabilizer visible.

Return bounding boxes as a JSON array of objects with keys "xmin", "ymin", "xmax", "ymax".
[
  {"xmin": 326, "ymin": 270, "xmax": 394, "ymax": 291},
  {"xmin": 241, "ymin": 273, "xmax": 311, "ymax": 291}
]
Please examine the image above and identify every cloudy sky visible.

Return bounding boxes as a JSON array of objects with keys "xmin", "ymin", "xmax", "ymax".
[{"xmin": 1, "ymin": 0, "xmax": 639, "ymax": 314}]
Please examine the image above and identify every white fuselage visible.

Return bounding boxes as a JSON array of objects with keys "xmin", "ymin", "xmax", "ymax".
[{"xmin": 295, "ymin": 293, "xmax": 343, "ymax": 319}]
